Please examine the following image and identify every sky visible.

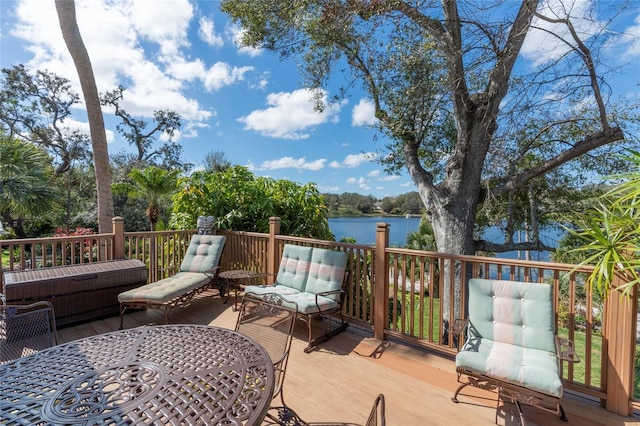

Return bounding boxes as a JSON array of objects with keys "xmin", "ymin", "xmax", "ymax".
[{"xmin": 0, "ymin": 0, "xmax": 639, "ymax": 198}]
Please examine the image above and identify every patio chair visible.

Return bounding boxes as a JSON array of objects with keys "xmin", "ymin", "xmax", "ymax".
[
  {"xmin": 235, "ymin": 292, "xmax": 297, "ymax": 404},
  {"xmin": 451, "ymin": 278, "xmax": 578, "ymax": 425},
  {"xmin": 244, "ymin": 244, "xmax": 349, "ymax": 353},
  {"xmin": 1, "ymin": 301, "xmax": 57, "ymax": 364}
]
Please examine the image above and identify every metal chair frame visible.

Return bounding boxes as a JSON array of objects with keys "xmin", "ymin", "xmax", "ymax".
[
  {"xmin": 235, "ymin": 292, "xmax": 297, "ymax": 404},
  {"xmin": 1, "ymin": 301, "xmax": 57, "ymax": 364}
]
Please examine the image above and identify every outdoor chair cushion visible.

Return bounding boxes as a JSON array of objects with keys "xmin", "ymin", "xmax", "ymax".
[
  {"xmin": 455, "ymin": 278, "xmax": 562, "ymax": 397},
  {"xmin": 179, "ymin": 234, "xmax": 225, "ymax": 273},
  {"xmin": 455, "ymin": 335, "xmax": 563, "ymax": 397},
  {"xmin": 117, "ymin": 272, "xmax": 211, "ymax": 304},
  {"xmin": 275, "ymin": 245, "xmax": 313, "ymax": 292},
  {"xmin": 304, "ymin": 248, "xmax": 348, "ymax": 301}
]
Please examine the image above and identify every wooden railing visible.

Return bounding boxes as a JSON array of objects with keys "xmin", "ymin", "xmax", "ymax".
[{"xmin": 0, "ymin": 216, "xmax": 637, "ymax": 416}]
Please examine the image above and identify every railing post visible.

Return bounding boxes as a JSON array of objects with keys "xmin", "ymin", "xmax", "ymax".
[
  {"xmin": 112, "ymin": 217, "xmax": 125, "ymax": 260},
  {"xmin": 267, "ymin": 217, "xmax": 281, "ymax": 280},
  {"xmin": 374, "ymin": 222, "xmax": 390, "ymax": 340},
  {"xmin": 603, "ymin": 274, "xmax": 637, "ymax": 416}
]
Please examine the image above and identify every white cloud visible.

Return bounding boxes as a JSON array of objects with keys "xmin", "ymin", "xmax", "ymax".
[
  {"xmin": 346, "ymin": 176, "xmax": 370, "ymax": 190},
  {"xmin": 621, "ymin": 13, "xmax": 640, "ymax": 58},
  {"xmin": 352, "ymin": 99, "xmax": 378, "ymax": 126},
  {"xmin": 343, "ymin": 152, "xmax": 377, "ymax": 168},
  {"xmin": 238, "ymin": 88, "xmax": 345, "ymax": 139},
  {"xmin": 130, "ymin": 0, "xmax": 193, "ymax": 55},
  {"xmin": 198, "ymin": 16, "xmax": 223, "ymax": 48},
  {"xmin": 379, "ymin": 175, "xmax": 400, "ymax": 182},
  {"xmin": 62, "ymin": 118, "xmax": 115, "ymax": 143},
  {"xmin": 329, "ymin": 161, "xmax": 342, "ymax": 168},
  {"xmin": 258, "ymin": 157, "xmax": 326, "ymax": 171},
  {"xmin": 9, "ymin": 0, "xmax": 255, "ymax": 133},
  {"xmin": 367, "ymin": 170, "xmax": 381, "ymax": 178},
  {"xmin": 521, "ymin": 0, "xmax": 601, "ymax": 67}
]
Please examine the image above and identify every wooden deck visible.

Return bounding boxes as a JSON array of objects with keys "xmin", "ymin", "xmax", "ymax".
[{"xmin": 56, "ymin": 291, "xmax": 638, "ymax": 426}]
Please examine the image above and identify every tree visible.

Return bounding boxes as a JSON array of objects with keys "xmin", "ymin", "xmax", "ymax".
[
  {"xmin": 55, "ymin": 0, "xmax": 113, "ymax": 233},
  {"xmin": 101, "ymin": 86, "xmax": 187, "ymax": 171},
  {"xmin": 113, "ymin": 166, "xmax": 179, "ymax": 231},
  {"xmin": 0, "ymin": 65, "xmax": 91, "ymax": 175},
  {"xmin": 0, "ymin": 134, "xmax": 61, "ymax": 238},
  {"xmin": 171, "ymin": 165, "xmax": 333, "ymax": 240},
  {"xmin": 221, "ymin": 0, "xmax": 633, "ymax": 319},
  {"xmin": 203, "ymin": 150, "xmax": 232, "ymax": 173}
]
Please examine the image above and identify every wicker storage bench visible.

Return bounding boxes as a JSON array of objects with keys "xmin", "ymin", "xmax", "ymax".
[{"xmin": 2, "ymin": 260, "xmax": 147, "ymax": 327}]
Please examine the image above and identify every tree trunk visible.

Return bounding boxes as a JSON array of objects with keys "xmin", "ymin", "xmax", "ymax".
[{"xmin": 55, "ymin": 0, "xmax": 113, "ymax": 233}]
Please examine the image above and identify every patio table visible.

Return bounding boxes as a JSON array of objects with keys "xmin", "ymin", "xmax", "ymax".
[{"xmin": 0, "ymin": 324, "xmax": 274, "ymax": 425}]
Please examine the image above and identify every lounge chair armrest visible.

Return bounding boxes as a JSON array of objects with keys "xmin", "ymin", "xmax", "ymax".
[
  {"xmin": 556, "ymin": 336, "xmax": 580, "ymax": 363},
  {"xmin": 315, "ymin": 289, "xmax": 343, "ymax": 298}
]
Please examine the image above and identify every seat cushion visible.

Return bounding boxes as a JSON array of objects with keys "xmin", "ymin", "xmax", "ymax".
[
  {"xmin": 275, "ymin": 245, "xmax": 313, "ymax": 292},
  {"xmin": 179, "ymin": 235, "xmax": 226, "ymax": 273},
  {"xmin": 468, "ymin": 278, "xmax": 556, "ymax": 353},
  {"xmin": 244, "ymin": 284, "xmax": 301, "ymax": 298},
  {"xmin": 118, "ymin": 272, "xmax": 210, "ymax": 304},
  {"xmin": 244, "ymin": 286, "xmax": 338, "ymax": 315},
  {"xmin": 456, "ymin": 337, "xmax": 563, "ymax": 398},
  {"xmin": 304, "ymin": 248, "xmax": 347, "ymax": 301}
]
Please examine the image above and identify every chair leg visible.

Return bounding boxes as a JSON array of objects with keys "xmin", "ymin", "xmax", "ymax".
[
  {"xmin": 303, "ymin": 313, "xmax": 349, "ymax": 353},
  {"xmin": 119, "ymin": 305, "xmax": 127, "ymax": 330},
  {"xmin": 451, "ymin": 381, "xmax": 470, "ymax": 403}
]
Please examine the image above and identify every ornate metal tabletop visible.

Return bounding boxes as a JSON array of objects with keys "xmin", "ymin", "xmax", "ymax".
[{"xmin": 0, "ymin": 325, "xmax": 274, "ymax": 425}]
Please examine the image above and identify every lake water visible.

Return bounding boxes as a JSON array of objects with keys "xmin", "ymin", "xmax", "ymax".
[{"xmin": 328, "ymin": 216, "xmax": 559, "ymax": 261}]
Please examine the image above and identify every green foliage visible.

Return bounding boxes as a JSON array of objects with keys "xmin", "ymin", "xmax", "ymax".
[
  {"xmin": 406, "ymin": 217, "xmax": 437, "ymax": 252},
  {"xmin": 380, "ymin": 192, "xmax": 424, "ymax": 215},
  {"xmin": 113, "ymin": 166, "xmax": 179, "ymax": 231},
  {"xmin": 170, "ymin": 166, "xmax": 333, "ymax": 240},
  {"xmin": 0, "ymin": 134, "xmax": 61, "ymax": 220},
  {"xmin": 567, "ymin": 150, "xmax": 640, "ymax": 298}
]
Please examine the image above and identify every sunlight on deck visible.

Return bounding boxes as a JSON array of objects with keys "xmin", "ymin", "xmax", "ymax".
[{"xmin": 56, "ymin": 291, "xmax": 637, "ymax": 426}]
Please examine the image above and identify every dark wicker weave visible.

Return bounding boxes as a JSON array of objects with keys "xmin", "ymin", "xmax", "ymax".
[
  {"xmin": 3, "ymin": 260, "xmax": 147, "ymax": 326},
  {"xmin": 0, "ymin": 324, "xmax": 274, "ymax": 425},
  {"xmin": 0, "ymin": 301, "xmax": 57, "ymax": 365}
]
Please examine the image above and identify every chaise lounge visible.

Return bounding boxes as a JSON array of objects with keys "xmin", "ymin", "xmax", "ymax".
[{"xmin": 118, "ymin": 234, "xmax": 226, "ymax": 328}]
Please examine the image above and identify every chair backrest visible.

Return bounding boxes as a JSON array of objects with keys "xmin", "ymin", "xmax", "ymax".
[
  {"xmin": 235, "ymin": 293, "xmax": 297, "ymax": 400},
  {"xmin": 275, "ymin": 244, "xmax": 313, "ymax": 291},
  {"xmin": 1, "ymin": 301, "xmax": 57, "ymax": 364},
  {"xmin": 179, "ymin": 235, "xmax": 226, "ymax": 273},
  {"xmin": 365, "ymin": 394, "xmax": 386, "ymax": 426},
  {"xmin": 467, "ymin": 278, "xmax": 556, "ymax": 353},
  {"xmin": 304, "ymin": 248, "xmax": 348, "ymax": 300}
]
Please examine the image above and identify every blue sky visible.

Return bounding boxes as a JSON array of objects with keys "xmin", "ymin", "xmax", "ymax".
[{"xmin": 1, "ymin": 0, "xmax": 639, "ymax": 198}]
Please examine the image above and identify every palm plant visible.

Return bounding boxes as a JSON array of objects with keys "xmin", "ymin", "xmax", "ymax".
[
  {"xmin": 568, "ymin": 150, "xmax": 640, "ymax": 298},
  {"xmin": 113, "ymin": 166, "xmax": 179, "ymax": 231},
  {"xmin": 1, "ymin": 134, "xmax": 60, "ymax": 234}
]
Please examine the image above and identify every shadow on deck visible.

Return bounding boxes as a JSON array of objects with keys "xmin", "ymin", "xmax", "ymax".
[{"xmin": 57, "ymin": 290, "xmax": 638, "ymax": 426}]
